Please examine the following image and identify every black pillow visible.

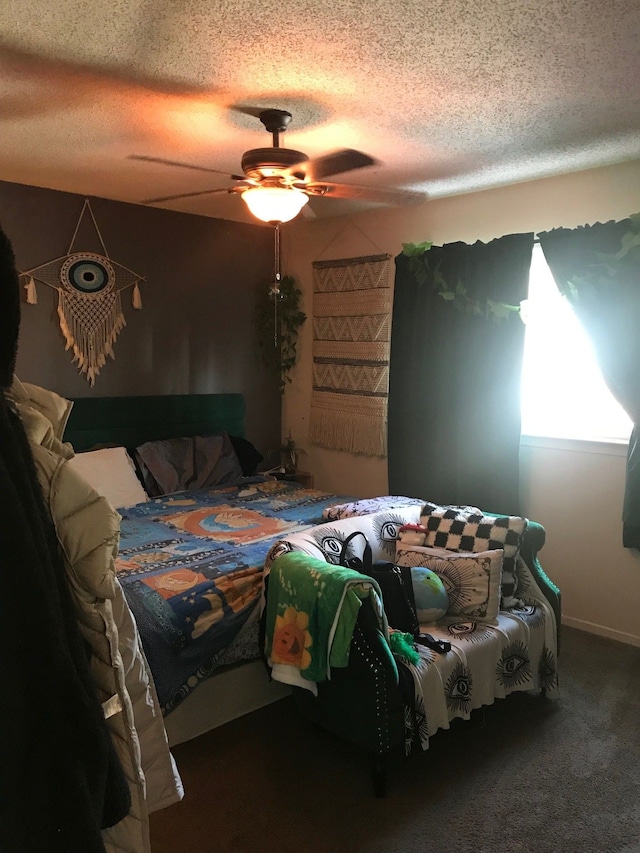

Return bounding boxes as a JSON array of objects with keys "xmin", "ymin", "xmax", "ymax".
[{"xmin": 230, "ymin": 435, "xmax": 264, "ymax": 476}]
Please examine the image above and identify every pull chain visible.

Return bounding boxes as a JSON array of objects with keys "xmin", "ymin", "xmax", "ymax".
[{"xmin": 271, "ymin": 223, "xmax": 282, "ymax": 347}]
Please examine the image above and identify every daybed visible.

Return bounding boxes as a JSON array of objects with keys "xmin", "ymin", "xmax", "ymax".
[{"xmin": 263, "ymin": 499, "xmax": 561, "ymax": 795}]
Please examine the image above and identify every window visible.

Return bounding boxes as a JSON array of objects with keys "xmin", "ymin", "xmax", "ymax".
[{"xmin": 520, "ymin": 244, "xmax": 632, "ymax": 443}]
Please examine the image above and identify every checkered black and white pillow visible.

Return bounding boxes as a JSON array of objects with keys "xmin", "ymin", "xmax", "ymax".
[{"xmin": 419, "ymin": 502, "xmax": 527, "ymax": 602}]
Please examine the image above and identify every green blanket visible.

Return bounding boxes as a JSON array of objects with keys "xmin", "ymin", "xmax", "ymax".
[{"xmin": 265, "ymin": 552, "xmax": 383, "ymax": 689}]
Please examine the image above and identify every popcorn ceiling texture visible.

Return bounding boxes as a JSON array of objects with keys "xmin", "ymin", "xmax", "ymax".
[{"xmin": 0, "ymin": 0, "xmax": 638, "ymax": 220}]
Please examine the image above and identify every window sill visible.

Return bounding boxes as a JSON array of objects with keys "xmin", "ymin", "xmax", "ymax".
[{"xmin": 520, "ymin": 434, "xmax": 629, "ymax": 457}]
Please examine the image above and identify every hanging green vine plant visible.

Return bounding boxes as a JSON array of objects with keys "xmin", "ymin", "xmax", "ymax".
[
  {"xmin": 256, "ymin": 275, "xmax": 306, "ymax": 392},
  {"xmin": 401, "ymin": 241, "xmax": 521, "ymax": 321},
  {"xmin": 562, "ymin": 212, "xmax": 640, "ymax": 303}
]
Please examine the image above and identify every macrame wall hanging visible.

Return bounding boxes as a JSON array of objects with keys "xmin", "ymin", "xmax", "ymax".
[
  {"xmin": 20, "ymin": 199, "xmax": 146, "ymax": 385},
  {"xmin": 310, "ymin": 253, "xmax": 392, "ymax": 457}
]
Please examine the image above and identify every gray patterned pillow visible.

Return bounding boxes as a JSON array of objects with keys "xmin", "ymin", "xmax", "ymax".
[
  {"xmin": 396, "ymin": 544, "xmax": 503, "ymax": 623},
  {"xmin": 322, "ymin": 496, "xmax": 423, "ymax": 521},
  {"xmin": 135, "ymin": 433, "xmax": 243, "ymax": 496}
]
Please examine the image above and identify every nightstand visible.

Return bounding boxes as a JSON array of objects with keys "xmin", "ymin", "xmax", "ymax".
[{"xmin": 282, "ymin": 471, "xmax": 314, "ymax": 488}]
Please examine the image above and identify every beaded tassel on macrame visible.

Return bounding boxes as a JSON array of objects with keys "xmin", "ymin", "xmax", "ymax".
[{"xmin": 24, "ymin": 276, "xmax": 37, "ymax": 304}]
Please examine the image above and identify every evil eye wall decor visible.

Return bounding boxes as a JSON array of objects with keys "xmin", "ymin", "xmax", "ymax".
[
  {"xmin": 19, "ymin": 198, "xmax": 146, "ymax": 385},
  {"xmin": 60, "ymin": 252, "xmax": 115, "ymax": 294}
]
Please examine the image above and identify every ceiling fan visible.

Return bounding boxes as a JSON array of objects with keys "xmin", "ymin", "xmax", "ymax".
[{"xmin": 131, "ymin": 108, "xmax": 426, "ymax": 223}]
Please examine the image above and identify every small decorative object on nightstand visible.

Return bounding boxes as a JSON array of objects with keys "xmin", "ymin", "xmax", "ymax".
[
  {"xmin": 280, "ymin": 435, "xmax": 298, "ymax": 476},
  {"xmin": 265, "ymin": 434, "xmax": 312, "ymax": 485}
]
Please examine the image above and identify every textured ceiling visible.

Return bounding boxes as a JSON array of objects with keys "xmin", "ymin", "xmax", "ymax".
[{"xmin": 0, "ymin": 0, "xmax": 639, "ymax": 223}]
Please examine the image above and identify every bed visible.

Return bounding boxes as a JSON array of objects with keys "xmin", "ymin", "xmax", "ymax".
[{"xmin": 64, "ymin": 393, "xmax": 349, "ymax": 745}]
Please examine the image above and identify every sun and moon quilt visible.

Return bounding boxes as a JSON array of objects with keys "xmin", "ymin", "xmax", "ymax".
[{"xmin": 115, "ymin": 477, "xmax": 348, "ymax": 714}]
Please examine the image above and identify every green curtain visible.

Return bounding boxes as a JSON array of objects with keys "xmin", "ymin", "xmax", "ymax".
[
  {"xmin": 538, "ymin": 217, "xmax": 640, "ymax": 549},
  {"xmin": 388, "ymin": 233, "xmax": 534, "ymax": 515}
]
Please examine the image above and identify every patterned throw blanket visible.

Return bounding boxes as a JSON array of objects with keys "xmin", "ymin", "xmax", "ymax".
[
  {"xmin": 264, "ymin": 552, "xmax": 383, "ymax": 695},
  {"xmin": 116, "ymin": 477, "xmax": 350, "ymax": 713}
]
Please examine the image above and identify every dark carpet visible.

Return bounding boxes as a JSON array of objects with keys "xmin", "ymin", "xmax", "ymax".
[{"xmin": 150, "ymin": 627, "xmax": 640, "ymax": 853}]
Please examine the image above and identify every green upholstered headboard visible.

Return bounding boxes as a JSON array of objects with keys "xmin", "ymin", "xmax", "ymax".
[{"xmin": 63, "ymin": 393, "xmax": 246, "ymax": 452}]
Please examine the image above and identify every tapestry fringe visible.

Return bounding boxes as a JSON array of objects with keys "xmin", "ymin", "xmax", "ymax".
[
  {"xmin": 309, "ymin": 404, "xmax": 387, "ymax": 457},
  {"xmin": 132, "ymin": 281, "xmax": 142, "ymax": 309},
  {"xmin": 58, "ymin": 290, "xmax": 126, "ymax": 386}
]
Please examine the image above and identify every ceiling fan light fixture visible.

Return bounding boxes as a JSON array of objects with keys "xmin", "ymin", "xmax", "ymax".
[{"xmin": 241, "ymin": 186, "xmax": 309, "ymax": 223}]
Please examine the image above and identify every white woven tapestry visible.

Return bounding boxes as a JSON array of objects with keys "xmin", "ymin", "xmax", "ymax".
[
  {"xmin": 310, "ymin": 253, "xmax": 391, "ymax": 456},
  {"xmin": 20, "ymin": 199, "xmax": 146, "ymax": 385}
]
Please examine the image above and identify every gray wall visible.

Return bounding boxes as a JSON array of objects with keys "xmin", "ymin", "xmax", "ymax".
[{"xmin": 0, "ymin": 180, "xmax": 281, "ymax": 454}]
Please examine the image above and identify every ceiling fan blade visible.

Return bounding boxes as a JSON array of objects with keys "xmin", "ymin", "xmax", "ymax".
[
  {"xmin": 140, "ymin": 187, "xmax": 239, "ymax": 204},
  {"xmin": 290, "ymin": 149, "xmax": 377, "ymax": 182},
  {"xmin": 129, "ymin": 154, "xmax": 246, "ymax": 182},
  {"xmin": 304, "ymin": 181, "xmax": 427, "ymax": 206},
  {"xmin": 229, "ymin": 104, "xmax": 265, "ymax": 118}
]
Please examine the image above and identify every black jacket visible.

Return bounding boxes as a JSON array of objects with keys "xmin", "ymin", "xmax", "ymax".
[{"xmin": 0, "ymin": 226, "xmax": 130, "ymax": 853}]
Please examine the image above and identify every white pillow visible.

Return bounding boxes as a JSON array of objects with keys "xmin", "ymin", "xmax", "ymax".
[
  {"xmin": 395, "ymin": 544, "xmax": 504, "ymax": 624},
  {"xmin": 67, "ymin": 447, "xmax": 148, "ymax": 509}
]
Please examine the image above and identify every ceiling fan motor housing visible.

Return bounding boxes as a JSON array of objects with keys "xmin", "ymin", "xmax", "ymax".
[{"xmin": 241, "ymin": 147, "xmax": 308, "ymax": 180}]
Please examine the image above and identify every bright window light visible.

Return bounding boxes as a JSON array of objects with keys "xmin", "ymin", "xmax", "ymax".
[{"xmin": 520, "ymin": 244, "xmax": 632, "ymax": 443}]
